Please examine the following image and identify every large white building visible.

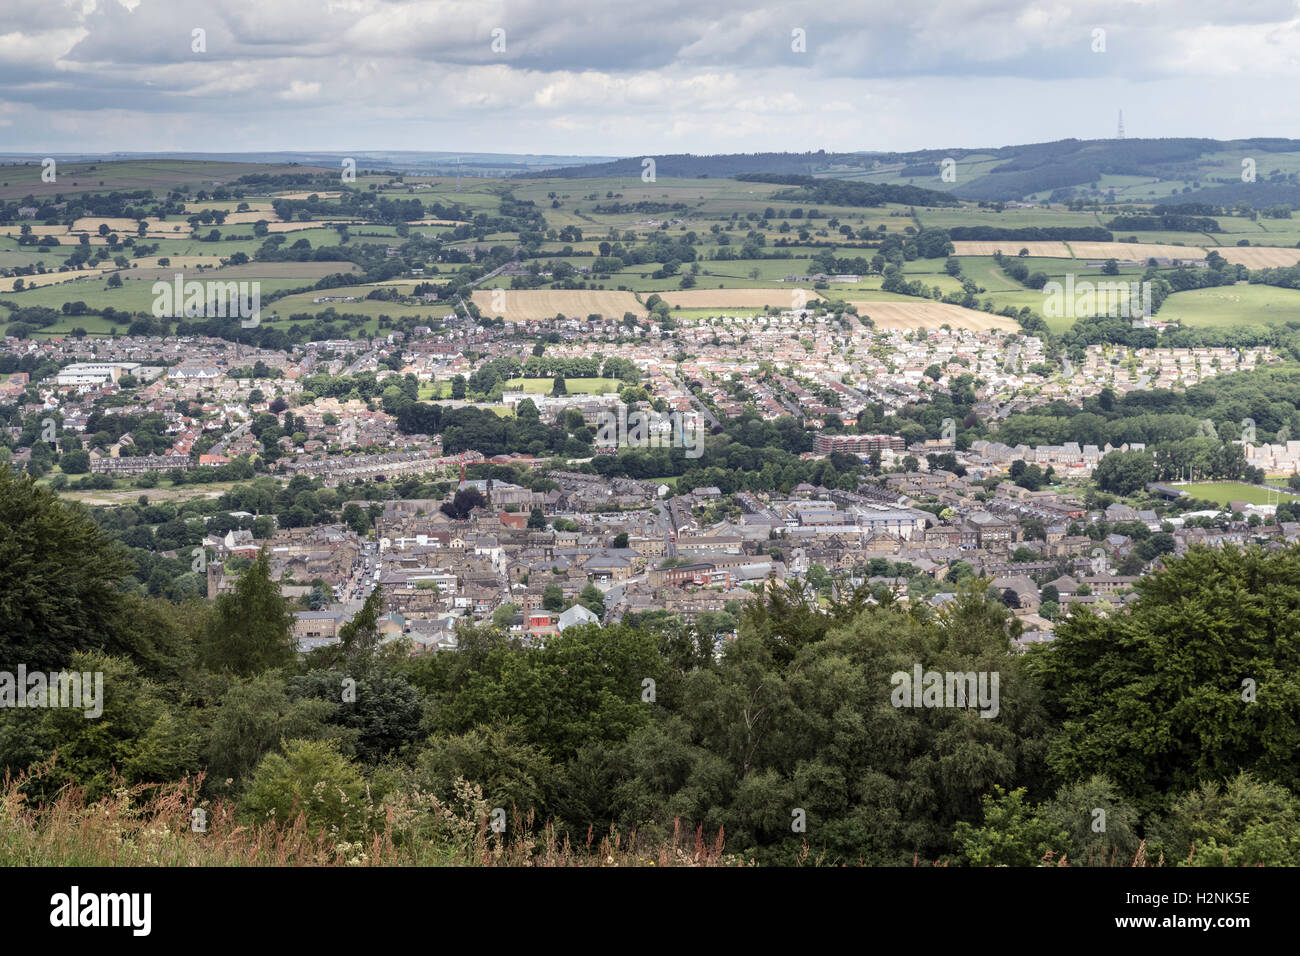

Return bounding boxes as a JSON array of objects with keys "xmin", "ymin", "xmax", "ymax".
[{"xmin": 55, "ymin": 362, "xmax": 140, "ymax": 386}]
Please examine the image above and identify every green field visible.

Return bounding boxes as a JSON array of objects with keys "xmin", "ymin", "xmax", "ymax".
[
  {"xmin": 1180, "ymin": 482, "xmax": 1298, "ymax": 506},
  {"xmin": 503, "ymin": 377, "xmax": 623, "ymax": 395},
  {"xmin": 0, "ymin": 159, "xmax": 333, "ymax": 202},
  {"xmin": 1, "ymin": 274, "xmax": 332, "ymax": 326},
  {"xmin": 1159, "ymin": 283, "xmax": 1300, "ymax": 328},
  {"xmin": 13, "ymin": 156, "xmax": 1300, "ymax": 346}
]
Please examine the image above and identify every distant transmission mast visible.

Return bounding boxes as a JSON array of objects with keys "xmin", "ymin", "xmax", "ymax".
[{"xmin": 1117, "ymin": 110, "xmax": 1125, "ymax": 140}]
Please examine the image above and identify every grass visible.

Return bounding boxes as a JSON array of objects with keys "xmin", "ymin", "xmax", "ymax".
[
  {"xmin": 0, "ymin": 159, "xmax": 332, "ymax": 202},
  {"xmin": 53, "ymin": 479, "xmax": 247, "ymax": 507},
  {"xmin": 502, "ymin": 377, "xmax": 623, "ymax": 395},
  {"xmin": 1157, "ymin": 283, "xmax": 1300, "ymax": 328},
  {"xmin": 0, "ymin": 765, "xmax": 733, "ymax": 867},
  {"xmin": 19, "ymin": 160, "xmax": 1300, "ymax": 342},
  {"xmin": 1179, "ymin": 482, "xmax": 1298, "ymax": 506},
  {"xmin": 2, "ymin": 273, "xmax": 335, "ymax": 338}
]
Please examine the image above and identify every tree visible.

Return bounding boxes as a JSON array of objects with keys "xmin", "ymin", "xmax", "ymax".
[
  {"xmin": 527, "ymin": 507, "xmax": 546, "ymax": 530},
  {"xmin": 551, "ymin": 375, "xmax": 567, "ymax": 397},
  {"xmin": 1032, "ymin": 544, "xmax": 1300, "ymax": 813},
  {"xmin": 0, "ymin": 465, "xmax": 133, "ymax": 671},
  {"xmin": 542, "ymin": 583, "xmax": 564, "ymax": 611},
  {"xmin": 612, "ymin": 532, "xmax": 629, "ymax": 549},
  {"xmin": 953, "ymin": 786, "xmax": 1070, "ymax": 867},
  {"xmin": 1093, "ymin": 450, "xmax": 1154, "ymax": 496},
  {"xmin": 441, "ymin": 487, "xmax": 486, "ymax": 520},
  {"xmin": 204, "ymin": 672, "xmax": 334, "ymax": 790},
  {"xmin": 424, "ymin": 622, "xmax": 660, "ymax": 759},
  {"xmin": 199, "ymin": 549, "xmax": 297, "ymax": 676},
  {"xmin": 578, "ymin": 583, "xmax": 606, "ymax": 618},
  {"xmin": 1039, "ymin": 774, "xmax": 1142, "ymax": 866},
  {"xmin": 0, "ymin": 650, "xmax": 200, "ymax": 802},
  {"xmin": 342, "ymin": 502, "xmax": 370, "ymax": 536},
  {"xmin": 337, "ymin": 585, "xmax": 384, "ymax": 659},
  {"xmin": 451, "ymin": 375, "xmax": 466, "ymax": 400},
  {"xmin": 286, "ymin": 663, "xmax": 425, "ymax": 765},
  {"xmin": 493, "ymin": 603, "xmax": 518, "ymax": 629},
  {"xmin": 58, "ymin": 449, "xmax": 90, "ymax": 474},
  {"xmin": 416, "ymin": 722, "xmax": 558, "ymax": 817},
  {"xmin": 241, "ymin": 739, "xmax": 372, "ymax": 838},
  {"xmin": 1150, "ymin": 772, "xmax": 1300, "ymax": 867},
  {"xmin": 516, "ymin": 397, "xmax": 539, "ymax": 423},
  {"xmin": 805, "ymin": 563, "xmax": 833, "ymax": 594}
]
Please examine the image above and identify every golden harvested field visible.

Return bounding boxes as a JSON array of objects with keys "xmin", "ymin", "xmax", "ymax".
[
  {"xmin": 3, "ymin": 218, "xmax": 190, "ymax": 241},
  {"xmin": 1213, "ymin": 246, "xmax": 1300, "ymax": 268},
  {"xmin": 2, "ymin": 224, "xmax": 69, "ymax": 237},
  {"xmin": 659, "ymin": 288, "xmax": 817, "ymax": 310},
  {"xmin": 952, "ymin": 240, "xmax": 1222, "ymax": 261},
  {"xmin": 182, "ymin": 201, "xmax": 275, "ymax": 214},
  {"xmin": 1066, "ymin": 242, "xmax": 1206, "ymax": 260},
  {"xmin": 849, "ymin": 301, "xmax": 1020, "ymax": 331},
  {"xmin": 0, "ymin": 268, "xmax": 111, "ymax": 292},
  {"xmin": 69, "ymin": 217, "xmax": 189, "ymax": 239},
  {"xmin": 203, "ymin": 210, "xmax": 278, "ymax": 225},
  {"xmin": 647, "ymin": 288, "xmax": 1016, "ymax": 330},
  {"xmin": 72, "ymin": 217, "xmax": 152, "ymax": 232},
  {"xmin": 951, "ymin": 241, "xmax": 1073, "ymax": 257},
  {"xmin": 0, "ymin": 228, "xmax": 111, "ymax": 245},
  {"xmin": 470, "ymin": 289, "xmax": 647, "ymax": 321}
]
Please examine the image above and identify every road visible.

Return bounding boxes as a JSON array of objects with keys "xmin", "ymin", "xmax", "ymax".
[
  {"xmin": 664, "ymin": 369, "xmax": 720, "ymax": 429},
  {"xmin": 336, "ymin": 541, "xmax": 378, "ymax": 616},
  {"xmin": 344, "ymin": 347, "xmax": 378, "ymax": 375},
  {"xmin": 210, "ymin": 420, "xmax": 251, "ymax": 456},
  {"xmin": 774, "ymin": 391, "xmax": 804, "ymax": 420}
]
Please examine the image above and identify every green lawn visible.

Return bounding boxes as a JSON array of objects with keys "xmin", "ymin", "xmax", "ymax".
[
  {"xmin": 1158, "ymin": 283, "xmax": 1300, "ymax": 328},
  {"xmin": 503, "ymin": 377, "xmax": 623, "ymax": 395},
  {"xmin": 1180, "ymin": 482, "xmax": 1297, "ymax": 506}
]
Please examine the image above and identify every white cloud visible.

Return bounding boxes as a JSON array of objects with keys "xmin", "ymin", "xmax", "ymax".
[{"xmin": 2, "ymin": 0, "xmax": 1300, "ymax": 153}]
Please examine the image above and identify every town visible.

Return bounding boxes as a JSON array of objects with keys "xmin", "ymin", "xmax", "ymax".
[
  {"xmin": 5, "ymin": 0, "xmax": 1300, "ymax": 881},
  {"xmin": 2, "ymin": 294, "xmax": 1289, "ymax": 653}
]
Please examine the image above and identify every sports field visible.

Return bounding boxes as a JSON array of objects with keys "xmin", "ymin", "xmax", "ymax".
[
  {"xmin": 1180, "ymin": 482, "xmax": 1298, "ymax": 506},
  {"xmin": 502, "ymin": 377, "xmax": 623, "ymax": 395}
]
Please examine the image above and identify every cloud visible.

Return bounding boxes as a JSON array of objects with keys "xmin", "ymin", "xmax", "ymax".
[{"xmin": 2, "ymin": 0, "xmax": 1300, "ymax": 154}]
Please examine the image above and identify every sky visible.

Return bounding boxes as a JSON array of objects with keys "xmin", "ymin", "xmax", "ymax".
[{"xmin": 4, "ymin": 0, "xmax": 1300, "ymax": 157}]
